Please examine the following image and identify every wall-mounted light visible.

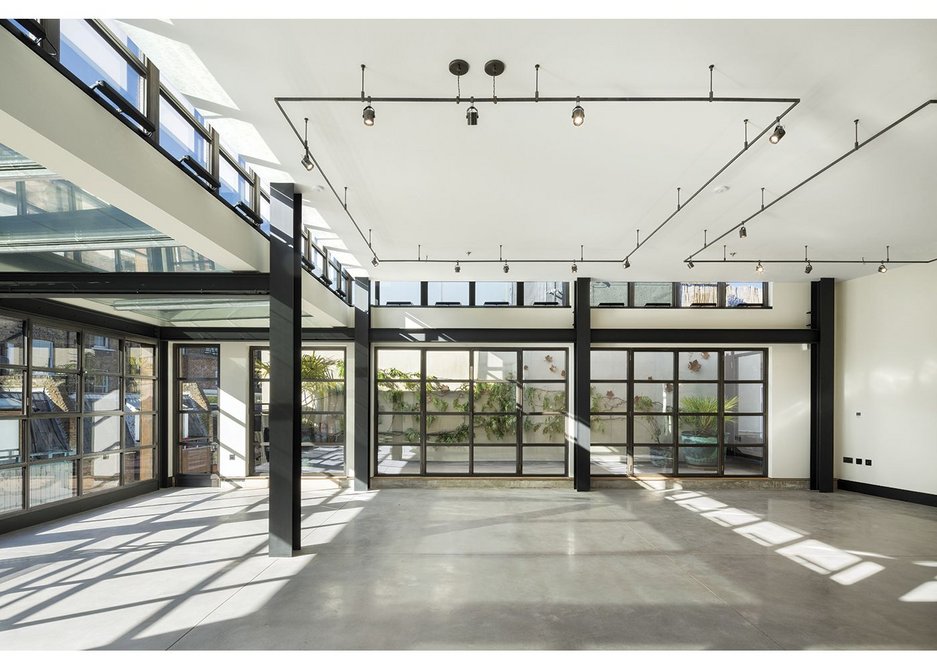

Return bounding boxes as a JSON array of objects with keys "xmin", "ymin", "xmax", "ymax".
[{"xmin": 572, "ymin": 97, "xmax": 585, "ymax": 127}]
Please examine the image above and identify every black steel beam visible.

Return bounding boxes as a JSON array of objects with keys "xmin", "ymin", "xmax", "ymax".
[
  {"xmin": 157, "ymin": 327, "xmax": 355, "ymax": 342},
  {"xmin": 268, "ymin": 183, "xmax": 302, "ymax": 557},
  {"xmin": 809, "ymin": 282, "xmax": 819, "ymax": 491},
  {"xmin": 0, "ymin": 272, "xmax": 270, "ymax": 297},
  {"xmin": 371, "ymin": 328, "xmax": 576, "ymax": 343},
  {"xmin": 591, "ymin": 328, "xmax": 817, "ymax": 344},
  {"xmin": 353, "ymin": 278, "xmax": 371, "ymax": 491},
  {"xmin": 813, "ymin": 278, "xmax": 836, "ymax": 492},
  {"xmin": 0, "ymin": 298, "xmax": 160, "ymax": 338},
  {"xmin": 158, "ymin": 339, "xmax": 170, "ymax": 488},
  {"xmin": 573, "ymin": 277, "xmax": 591, "ymax": 492}
]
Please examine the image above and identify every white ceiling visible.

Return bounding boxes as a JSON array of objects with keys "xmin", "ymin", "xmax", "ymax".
[{"xmin": 119, "ymin": 19, "xmax": 937, "ymax": 282}]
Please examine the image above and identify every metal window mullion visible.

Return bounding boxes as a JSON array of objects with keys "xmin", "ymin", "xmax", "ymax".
[
  {"xmin": 419, "ymin": 350, "xmax": 426, "ymax": 475},
  {"xmin": 515, "ymin": 350, "xmax": 522, "ymax": 475},
  {"xmin": 670, "ymin": 351, "xmax": 678, "ymax": 475},
  {"xmin": 86, "ymin": 20, "xmax": 147, "ymax": 75}
]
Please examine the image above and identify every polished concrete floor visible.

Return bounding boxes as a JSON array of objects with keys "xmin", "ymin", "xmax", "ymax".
[{"xmin": 0, "ymin": 480, "xmax": 935, "ymax": 650}]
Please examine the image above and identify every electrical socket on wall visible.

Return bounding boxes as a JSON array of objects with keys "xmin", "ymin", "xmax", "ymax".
[
  {"xmin": 865, "ymin": 459, "xmax": 872, "ymax": 466},
  {"xmin": 843, "ymin": 457, "xmax": 854, "ymax": 463}
]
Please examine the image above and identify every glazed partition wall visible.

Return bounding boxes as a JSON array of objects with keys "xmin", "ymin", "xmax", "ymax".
[
  {"xmin": 250, "ymin": 347, "xmax": 346, "ymax": 476},
  {"xmin": 375, "ymin": 348, "xmax": 569, "ymax": 476},
  {"xmin": 590, "ymin": 349, "xmax": 767, "ymax": 477},
  {"xmin": 0, "ymin": 314, "xmax": 157, "ymax": 518},
  {"xmin": 176, "ymin": 345, "xmax": 219, "ymax": 476}
]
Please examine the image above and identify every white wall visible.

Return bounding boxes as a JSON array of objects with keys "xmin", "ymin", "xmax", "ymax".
[
  {"xmin": 835, "ymin": 263, "xmax": 937, "ymax": 496},
  {"xmin": 768, "ymin": 344, "xmax": 811, "ymax": 478}
]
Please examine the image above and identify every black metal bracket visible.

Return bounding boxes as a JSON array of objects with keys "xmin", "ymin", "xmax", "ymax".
[
  {"xmin": 91, "ymin": 80, "xmax": 155, "ymax": 135},
  {"xmin": 180, "ymin": 155, "xmax": 220, "ymax": 191}
]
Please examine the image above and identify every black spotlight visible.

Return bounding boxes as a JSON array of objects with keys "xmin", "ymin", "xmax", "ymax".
[
  {"xmin": 571, "ymin": 261, "xmax": 578, "ymax": 273},
  {"xmin": 878, "ymin": 262, "xmax": 887, "ymax": 273},
  {"xmin": 739, "ymin": 226, "xmax": 747, "ymax": 239},
  {"xmin": 623, "ymin": 257, "xmax": 631, "ymax": 269},
  {"xmin": 572, "ymin": 97, "xmax": 585, "ymax": 127},
  {"xmin": 756, "ymin": 261, "xmax": 765, "ymax": 273},
  {"xmin": 362, "ymin": 105, "xmax": 375, "ymax": 126},
  {"xmin": 301, "ymin": 151, "xmax": 314, "ymax": 171},
  {"xmin": 466, "ymin": 104, "xmax": 479, "ymax": 126},
  {"xmin": 687, "ymin": 260, "xmax": 694, "ymax": 269},
  {"xmin": 503, "ymin": 261, "xmax": 509, "ymax": 274},
  {"xmin": 805, "ymin": 261, "xmax": 813, "ymax": 274},
  {"xmin": 769, "ymin": 124, "xmax": 786, "ymax": 144},
  {"xmin": 371, "ymin": 256, "xmax": 379, "ymax": 267},
  {"xmin": 455, "ymin": 261, "xmax": 461, "ymax": 273}
]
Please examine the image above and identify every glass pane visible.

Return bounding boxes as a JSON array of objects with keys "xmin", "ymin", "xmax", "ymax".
[
  {"xmin": 0, "ymin": 467, "xmax": 23, "ymax": 514},
  {"xmin": 725, "ymin": 384, "xmax": 763, "ymax": 413},
  {"xmin": 376, "ymin": 444, "xmax": 421, "ymax": 475},
  {"xmin": 679, "ymin": 415, "xmax": 720, "ymax": 444},
  {"xmin": 180, "ymin": 443, "xmax": 216, "ymax": 475},
  {"xmin": 591, "ymin": 281, "xmax": 629, "ymax": 306},
  {"xmin": 473, "ymin": 446, "xmax": 517, "ymax": 474},
  {"xmin": 180, "ymin": 380, "xmax": 219, "ymax": 411},
  {"xmin": 726, "ymin": 282, "xmax": 764, "ymax": 307},
  {"xmin": 473, "ymin": 382, "xmax": 516, "ymax": 413},
  {"xmin": 377, "ymin": 382, "xmax": 421, "ymax": 413},
  {"xmin": 0, "ymin": 370, "xmax": 24, "ymax": 415},
  {"xmin": 426, "ymin": 383, "xmax": 469, "ymax": 413},
  {"xmin": 522, "ymin": 350, "xmax": 567, "ymax": 381},
  {"xmin": 633, "ymin": 415, "xmax": 673, "ymax": 445},
  {"xmin": 592, "ymin": 415, "xmax": 628, "ymax": 444},
  {"xmin": 590, "ymin": 350, "xmax": 628, "ymax": 380},
  {"xmin": 124, "ymin": 413, "xmax": 154, "ymax": 447},
  {"xmin": 679, "ymin": 383, "xmax": 719, "ymax": 411},
  {"xmin": 377, "ymin": 349, "xmax": 421, "ymax": 378},
  {"xmin": 523, "ymin": 415, "xmax": 566, "ymax": 444},
  {"xmin": 376, "ymin": 414, "xmax": 420, "ymax": 444},
  {"xmin": 473, "ymin": 415, "xmax": 517, "ymax": 444},
  {"xmin": 681, "ymin": 283, "xmax": 718, "ymax": 307},
  {"xmin": 425, "ymin": 445, "xmax": 469, "ymax": 474},
  {"xmin": 252, "ymin": 381, "xmax": 269, "ymax": 406},
  {"xmin": 378, "ymin": 281, "xmax": 421, "ymax": 305},
  {"xmin": 634, "ymin": 446, "xmax": 673, "ymax": 475},
  {"xmin": 726, "ymin": 415, "xmax": 765, "ymax": 445},
  {"xmin": 301, "ymin": 383, "xmax": 345, "ymax": 413},
  {"xmin": 591, "ymin": 445, "xmax": 629, "ymax": 475},
  {"xmin": 252, "ymin": 348, "xmax": 271, "ymax": 379},
  {"xmin": 179, "ymin": 411, "xmax": 218, "ymax": 445},
  {"xmin": 81, "ymin": 454, "xmax": 120, "ymax": 494},
  {"xmin": 725, "ymin": 446, "xmax": 764, "ymax": 475},
  {"xmin": 84, "ymin": 334, "xmax": 120, "ymax": 373},
  {"xmin": 427, "ymin": 282, "xmax": 469, "ymax": 306},
  {"xmin": 0, "ymin": 316, "xmax": 25, "ymax": 365},
  {"xmin": 302, "ymin": 443, "xmax": 344, "ymax": 475},
  {"xmin": 680, "ymin": 351, "xmax": 719, "ymax": 380},
  {"xmin": 426, "ymin": 351, "xmax": 469, "ymax": 379},
  {"xmin": 124, "ymin": 448, "xmax": 155, "ymax": 483},
  {"xmin": 84, "ymin": 375, "xmax": 121, "ymax": 412},
  {"xmin": 633, "ymin": 383, "xmax": 674, "ymax": 413},
  {"xmin": 29, "ymin": 417, "xmax": 78, "ymax": 460},
  {"xmin": 426, "ymin": 415, "xmax": 469, "ymax": 444},
  {"xmin": 590, "ymin": 383, "xmax": 628, "ymax": 413},
  {"xmin": 474, "ymin": 351, "xmax": 517, "ymax": 381},
  {"xmin": 0, "ymin": 420, "xmax": 22, "ymax": 464},
  {"xmin": 60, "ymin": 20, "xmax": 143, "ymax": 111},
  {"xmin": 31, "ymin": 372, "xmax": 79, "ymax": 413},
  {"xmin": 31, "ymin": 325, "xmax": 79, "ymax": 369},
  {"xmin": 28, "ymin": 460, "xmax": 77, "ymax": 506},
  {"xmin": 300, "ymin": 414, "xmax": 344, "ymax": 444},
  {"xmin": 178, "ymin": 346, "xmax": 219, "ymax": 378},
  {"xmin": 475, "ymin": 282, "xmax": 515, "ymax": 305},
  {"xmin": 219, "ymin": 156, "xmax": 247, "ymax": 207},
  {"xmin": 302, "ymin": 349, "xmax": 345, "ymax": 380},
  {"xmin": 251, "ymin": 412, "xmax": 269, "ymax": 474},
  {"xmin": 83, "ymin": 415, "xmax": 122, "ymax": 453},
  {"xmin": 126, "ymin": 378, "xmax": 155, "ymax": 412},
  {"xmin": 126, "ymin": 342, "xmax": 155, "ymax": 376},
  {"xmin": 159, "ymin": 96, "xmax": 209, "ymax": 167},
  {"xmin": 522, "ymin": 446, "xmax": 565, "ymax": 475},
  {"xmin": 523, "ymin": 282, "xmax": 567, "ymax": 306},
  {"xmin": 633, "ymin": 282, "xmax": 673, "ymax": 307},
  {"xmin": 679, "ymin": 447, "xmax": 719, "ymax": 474},
  {"xmin": 633, "ymin": 351, "xmax": 673, "ymax": 381},
  {"xmin": 725, "ymin": 351, "xmax": 764, "ymax": 381},
  {"xmin": 523, "ymin": 383, "xmax": 566, "ymax": 413}
]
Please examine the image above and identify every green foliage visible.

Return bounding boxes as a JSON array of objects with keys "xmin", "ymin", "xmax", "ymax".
[{"xmin": 679, "ymin": 394, "xmax": 738, "ymax": 436}]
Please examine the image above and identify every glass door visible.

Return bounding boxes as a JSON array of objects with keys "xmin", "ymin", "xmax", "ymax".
[{"xmin": 175, "ymin": 345, "xmax": 219, "ymax": 484}]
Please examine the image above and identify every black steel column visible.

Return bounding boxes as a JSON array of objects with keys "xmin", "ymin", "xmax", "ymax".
[
  {"xmin": 158, "ymin": 338, "xmax": 170, "ymax": 488},
  {"xmin": 268, "ymin": 183, "xmax": 302, "ymax": 557},
  {"xmin": 353, "ymin": 278, "xmax": 371, "ymax": 491},
  {"xmin": 573, "ymin": 277, "xmax": 591, "ymax": 491},
  {"xmin": 811, "ymin": 278, "xmax": 835, "ymax": 492}
]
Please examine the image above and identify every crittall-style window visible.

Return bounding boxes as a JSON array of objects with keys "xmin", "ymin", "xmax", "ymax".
[
  {"xmin": 0, "ymin": 314, "xmax": 157, "ymax": 517},
  {"xmin": 590, "ymin": 349, "xmax": 767, "ymax": 477},
  {"xmin": 250, "ymin": 348, "xmax": 346, "ymax": 476},
  {"xmin": 176, "ymin": 345, "xmax": 219, "ymax": 477},
  {"xmin": 375, "ymin": 347, "xmax": 569, "ymax": 476}
]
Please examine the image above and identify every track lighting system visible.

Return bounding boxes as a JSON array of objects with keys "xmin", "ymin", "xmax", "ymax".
[
  {"xmin": 804, "ymin": 246, "xmax": 812, "ymax": 274},
  {"xmin": 572, "ymin": 97, "xmax": 585, "ymax": 127},
  {"xmin": 466, "ymin": 98, "xmax": 478, "ymax": 126},
  {"xmin": 371, "ymin": 256, "xmax": 379, "ymax": 267},
  {"xmin": 455, "ymin": 261, "xmax": 461, "ymax": 273},
  {"xmin": 687, "ymin": 260, "xmax": 694, "ymax": 269},
  {"xmin": 879, "ymin": 245, "xmax": 890, "ymax": 273},
  {"xmin": 363, "ymin": 102, "xmax": 375, "ymax": 126},
  {"xmin": 623, "ymin": 257, "xmax": 631, "ymax": 270},
  {"xmin": 769, "ymin": 122, "xmax": 786, "ymax": 144},
  {"xmin": 739, "ymin": 226, "xmax": 747, "ymax": 239},
  {"xmin": 571, "ymin": 261, "xmax": 577, "ymax": 273},
  {"xmin": 503, "ymin": 261, "xmax": 510, "ymax": 274},
  {"xmin": 300, "ymin": 117, "xmax": 314, "ymax": 171},
  {"xmin": 755, "ymin": 261, "xmax": 765, "ymax": 273}
]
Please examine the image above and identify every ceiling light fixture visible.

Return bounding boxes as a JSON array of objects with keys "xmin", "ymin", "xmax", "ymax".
[
  {"xmin": 624, "ymin": 257, "xmax": 631, "ymax": 269},
  {"xmin": 503, "ymin": 261, "xmax": 509, "ymax": 274},
  {"xmin": 466, "ymin": 97, "xmax": 478, "ymax": 126},
  {"xmin": 769, "ymin": 123, "xmax": 786, "ymax": 144},
  {"xmin": 371, "ymin": 256, "xmax": 379, "ymax": 267},
  {"xmin": 300, "ymin": 117, "xmax": 314, "ymax": 171},
  {"xmin": 572, "ymin": 97, "xmax": 585, "ymax": 127},
  {"xmin": 804, "ymin": 245, "xmax": 812, "ymax": 274},
  {"xmin": 755, "ymin": 261, "xmax": 765, "ymax": 273},
  {"xmin": 739, "ymin": 225, "xmax": 747, "ymax": 239},
  {"xmin": 454, "ymin": 261, "xmax": 461, "ymax": 273},
  {"xmin": 571, "ymin": 261, "xmax": 578, "ymax": 273},
  {"xmin": 879, "ymin": 245, "xmax": 890, "ymax": 273},
  {"xmin": 362, "ymin": 100, "xmax": 375, "ymax": 127},
  {"xmin": 687, "ymin": 260, "xmax": 694, "ymax": 269},
  {"xmin": 878, "ymin": 262, "xmax": 887, "ymax": 273}
]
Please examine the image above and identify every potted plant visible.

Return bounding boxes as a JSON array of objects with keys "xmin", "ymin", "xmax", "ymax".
[{"xmin": 679, "ymin": 394, "xmax": 737, "ymax": 465}]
